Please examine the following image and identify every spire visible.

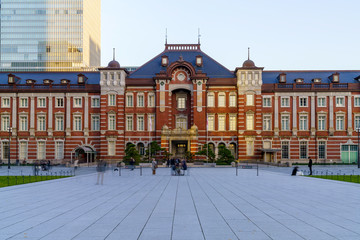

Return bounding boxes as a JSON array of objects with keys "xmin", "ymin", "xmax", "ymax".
[
  {"xmin": 248, "ymin": 47, "xmax": 250, "ymax": 60},
  {"xmin": 165, "ymin": 28, "xmax": 168, "ymax": 45},
  {"xmin": 198, "ymin": 28, "xmax": 201, "ymax": 44},
  {"xmin": 113, "ymin": 48, "xmax": 115, "ymax": 61}
]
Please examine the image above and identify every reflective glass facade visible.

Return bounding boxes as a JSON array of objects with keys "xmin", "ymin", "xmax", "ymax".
[{"xmin": 0, "ymin": 0, "xmax": 100, "ymax": 71}]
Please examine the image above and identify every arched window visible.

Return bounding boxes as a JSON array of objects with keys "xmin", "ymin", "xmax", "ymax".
[{"xmin": 137, "ymin": 143, "xmax": 145, "ymax": 155}]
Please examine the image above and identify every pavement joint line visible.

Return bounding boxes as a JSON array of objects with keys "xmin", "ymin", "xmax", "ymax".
[
  {"xmin": 170, "ymin": 176, "xmax": 180, "ymax": 240},
  {"xmin": 207, "ymin": 174, "xmax": 337, "ymax": 240},
  {"xmin": 103, "ymin": 175, "xmax": 166, "ymax": 239},
  {"xmin": 50, "ymin": 175, "xmax": 155, "ymax": 240},
  {"xmin": 136, "ymin": 175, "xmax": 173, "ymax": 240},
  {"xmin": 190, "ymin": 175, "xmax": 240, "ymax": 240},
  {"xmin": 186, "ymin": 175, "xmax": 206, "ymax": 240}
]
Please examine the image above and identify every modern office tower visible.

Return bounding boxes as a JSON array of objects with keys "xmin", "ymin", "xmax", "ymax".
[{"xmin": 0, "ymin": 0, "xmax": 101, "ymax": 71}]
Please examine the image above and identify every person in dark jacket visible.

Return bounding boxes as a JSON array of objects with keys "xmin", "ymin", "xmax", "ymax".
[
  {"xmin": 291, "ymin": 166, "xmax": 299, "ymax": 176},
  {"xmin": 96, "ymin": 160, "xmax": 107, "ymax": 185},
  {"xmin": 129, "ymin": 158, "xmax": 135, "ymax": 171},
  {"xmin": 308, "ymin": 157, "xmax": 313, "ymax": 175}
]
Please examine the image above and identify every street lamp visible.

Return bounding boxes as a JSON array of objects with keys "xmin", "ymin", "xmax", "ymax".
[
  {"xmin": 8, "ymin": 127, "xmax": 12, "ymax": 169},
  {"xmin": 357, "ymin": 127, "xmax": 360, "ymax": 169}
]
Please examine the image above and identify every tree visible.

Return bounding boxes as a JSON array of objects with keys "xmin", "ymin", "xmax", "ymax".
[
  {"xmin": 123, "ymin": 143, "xmax": 141, "ymax": 164},
  {"xmin": 145, "ymin": 141, "xmax": 163, "ymax": 160},
  {"xmin": 217, "ymin": 145, "xmax": 235, "ymax": 165},
  {"xmin": 184, "ymin": 151, "xmax": 195, "ymax": 162},
  {"xmin": 196, "ymin": 144, "xmax": 215, "ymax": 162}
]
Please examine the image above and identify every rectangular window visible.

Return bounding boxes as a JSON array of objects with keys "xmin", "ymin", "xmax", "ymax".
[
  {"xmin": 246, "ymin": 141, "xmax": 254, "ymax": 156},
  {"xmin": 318, "ymin": 141, "xmax": 326, "ymax": 159},
  {"xmin": 246, "ymin": 114, "xmax": 254, "ymax": 130},
  {"xmin": 1, "ymin": 116, "xmax": 10, "ymax": 131},
  {"xmin": 137, "ymin": 94, "xmax": 144, "ymax": 107},
  {"xmin": 355, "ymin": 97, "xmax": 360, "ymax": 107},
  {"xmin": 300, "ymin": 141, "xmax": 308, "ymax": 159},
  {"xmin": 336, "ymin": 116, "xmax": 344, "ymax": 130},
  {"xmin": 218, "ymin": 93, "xmax": 225, "ymax": 107},
  {"xmin": 318, "ymin": 115, "xmax": 326, "ymax": 130},
  {"xmin": 336, "ymin": 97, "xmax": 345, "ymax": 107},
  {"xmin": 299, "ymin": 97, "xmax": 308, "ymax": 107},
  {"xmin": 263, "ymin": 97, "xmax": 271, "ymax": 107},
  {"xmin": 2, "ymin": 142, "xmax": 9, "ymax": 160},
  {"xmin": 37, "ymin": 116, "xmax": 46, "ymax": 131},
  {"xmin": 55, "ymin": 116, "xmax": 64, "ymax": 131},
  {"xmin": 56, "ymin": 98, "xmax": 64, "ymax": 108},
  {"xmin": 218, "ymin": 115, "xmax": 225, "ymax": 131},
  {"xmin": 108, "ymin": 115, "xmax": 116, "ymax": 130},
  {"xmin": 178, "ymin": 97, "xmax": 186, "ymax": 109},
  {"xmin": 229, "ymin": 115, "xmax": 237, "ymax": 131},
  {"xmin": 148, "ymin": 115, "xmax": 155, "ymax": 131},
  {"xmin": 20, "ymin": 98, "xmax": 28, "ymax": 108},
  {"xmin": 207, "ymin": 94, "xmax": 214, "ymax": 107},
  {"xmin": 207, "ymin": 115, "xmax": 214, "ymax": 131},
  {"xmin": 148, "ymin": 94, "xmax": 155, "ymax": 107},
  {"xmin": 281, "ymin": 97, "xmax": 290, "ymax": 107},
  {"xmin": 299, "ymin": 115, "xmax": 308, "ymax": 130},
  {"xmin": 19, "ymin": 116, "xmax": 28, "ymax": 131},
  {"xmin": 281, "ymin": 115, "xmax": 290, "ymax": 131},
  {"xmin": 37, "ymin": 141, "xmax": 46, "ymax": 160},
  {"xmin": 55, "ymin": 142, "xmax": 64, "ymax": 159},
  {"xmin": 229, "ymin": 95, "xmax": 237, "ymax": 107},
  {"xmin": 108, "ymin": 141, "xmax": 115, "ymax": 156},
  {"xmin": 126, "ymin": 116, "xmax": 133, "ymax": 131},
  {"xmin": 91, "ymin": 97, "xmax": 100, "ymax": 108},
  {"xmin": 19, "ymin": 142, "xmax": 28, "ymax": 160},
  {"xmin": 108, "ymin": 94, "xmax": 116, "ymax": 106},
  {"xmin": 2, "ymin": 98, "xmax": 10, "ymax": 108},
  {"xmin": 74, "ymin": 97, "xmax": 82, "ymax": 108},
  {"xmin": 176, "ymin": 117, "xmax": 187, "ymax": 129},
  {"xmin": 355, "ymin": 116, "xmax": 360, "ymax": 130},
  {"xmin": 73, "ymin": 116, "xmax": 82, "ymax": 131},
  {"xmin": 246, "ymin": 94, "xmax": 254, "ymax": 106},
  {"xmin": 37, "ymin": 98, "xmax": 46, "ymax": 108},
  {"xmin": 317, "ymin": 97, "xmax": 326, "ymax": 107},
  {"xmin": 126, "ymin": 95, "xmax": 133, "ymax": 107},
  {"xmin": 137, "ymin": 116, "xmax": 144, "ymax": 131},
  {"xmin": 263, "ymin": 115, "xmax": 271, "ymax": 131},
  {"xmin": 281, "ymin": 141, "xmax": 289, "ymax": 159},
  {"xmin": 92, "ymin": 115, "xmax": 100, "ymax": 131}
]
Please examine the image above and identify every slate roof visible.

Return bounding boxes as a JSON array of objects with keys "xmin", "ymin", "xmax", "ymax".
[
  {"xmin": 262, "ymin": 71, "xmax": 360, "ymax": 84},
  {"xmin": 128, "ymin": 47, "xmax": 235, "ymax": 79},
  {"xmin": 0, "ymin": 72, "xmax": 100, "ymax": 84}
]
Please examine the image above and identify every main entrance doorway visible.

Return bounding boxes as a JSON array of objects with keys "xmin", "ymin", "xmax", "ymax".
[{"xmin": 171, "ymin": 141, "xmax": 188, "ymax": 158}]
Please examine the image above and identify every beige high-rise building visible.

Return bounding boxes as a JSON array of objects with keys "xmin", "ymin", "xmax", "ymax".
[{"xmin": 0, "ymin": 0, "xmax": 101, "ymax": 71}]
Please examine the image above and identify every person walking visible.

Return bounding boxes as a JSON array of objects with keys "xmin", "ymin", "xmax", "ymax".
[
  {"xmin": 308, "ymin": 157, "xmax": 313, "ymax": 175},
  {"xmin": 152, "ymin": 158, "xmax": 157, "ymax": 175},
  {"xmin": 181, "ymin": 159, "xmax": 187, "ymax": 176},
  {"xmin": 96, "ymin": 160, "xmax": 107, "ymax": 185},
  {"xmin": 130, "ymin": 157, "xmax": 135, "ymax": 171}
]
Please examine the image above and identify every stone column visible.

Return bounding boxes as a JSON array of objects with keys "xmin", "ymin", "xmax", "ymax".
[
  {"xmin": 329, "ymin": 96, "xmax": 334, "ymax": 135},
  {"xmin": 48, "ymin": 96, "xmax": 53, "ymax": 136},
  {"xmin": 30, "ymin": 97, "xmax": 35, "ymax": 136},
  {"xmin": 274, "ymin": 96, "xmax": 279, "ymax": 135},
  {"xmin": 84, "ymin": 96, "xmax": 89, "ymax": 136},
  {"xmin": 292, "ymin": 96, "xmax": 297, "ymax": 135},
  {"xmin": 66, "ymin": 94, "xmax": 71, "ymax": 136},
  {"xmin": 347, "ymin": 95, "xmax": 352, "ymax": 135},
  {"xmin": 311, "ymin": 96, "xmax": 316, "ymax": 135}
]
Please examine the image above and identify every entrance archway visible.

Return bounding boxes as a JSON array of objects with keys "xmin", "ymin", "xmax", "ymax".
[{"xmin": 71, "ymin": 146, "xmax": 96, "ymax": 165}]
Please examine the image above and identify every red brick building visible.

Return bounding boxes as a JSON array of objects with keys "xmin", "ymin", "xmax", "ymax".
[{"xmin": 1, "ymin": 43, "xmax": 359, "ymax": 164}]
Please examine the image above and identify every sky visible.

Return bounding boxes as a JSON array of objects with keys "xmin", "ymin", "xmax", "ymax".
[{"xmin": 101, "ymin": 0, "xmax": 360, "ymax": 71}]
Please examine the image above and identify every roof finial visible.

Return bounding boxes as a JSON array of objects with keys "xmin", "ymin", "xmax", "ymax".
[
  {"xmin": 113, "ymin": 48, "xmax": 115, "ymax": 61},
  {"xmin": 198, "ymin": 28, "xmax": 201, "ymax": 44},
  {"xmin": 248, "ymin": 47, "xmax": 250, "ymax": 60},
  {"xmin": 165, "ymin": 28, "xmax": 168, "ymax": 45}
]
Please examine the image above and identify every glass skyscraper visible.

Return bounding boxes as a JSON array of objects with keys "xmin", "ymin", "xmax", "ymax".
[{"xmin": 0, "ymin": 0, "xmax": 100, "ymax": 71}]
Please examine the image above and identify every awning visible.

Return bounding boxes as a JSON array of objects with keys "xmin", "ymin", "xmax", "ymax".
[{"xmin": 72, "ymin": 146, "xmax": 96, "ymax": 153}]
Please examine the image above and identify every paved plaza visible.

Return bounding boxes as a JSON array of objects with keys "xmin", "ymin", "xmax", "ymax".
[{"xmin": 1, "ymin": 166, "xmax": 360, "ymax": 240}]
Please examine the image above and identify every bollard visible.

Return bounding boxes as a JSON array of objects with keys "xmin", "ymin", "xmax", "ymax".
[
  {"xmin": 119, "ymin": 166, "xmax": 121, "ymax": 176},
  {"xmin": 236, "ymin": 165, "xmax": 238, "ymax": 176},
  {"xmin": 140, "ymin": 166, "xmax": 142, "ymax": 176},
  {"xmin": 257, "ymin": 164, "xmax": 259, "ymax": 176}
]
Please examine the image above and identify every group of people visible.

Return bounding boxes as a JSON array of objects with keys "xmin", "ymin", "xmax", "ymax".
[
  {"xmin": 166, "ymin": 158, "xmax": 187, "ymax": 176},
  {"xmin": 292, "ymin": 157, "xmax": 313, "ymax": 176}
]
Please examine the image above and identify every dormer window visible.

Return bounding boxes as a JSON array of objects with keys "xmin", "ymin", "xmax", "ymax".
[
  {"xmin": 61, "ymin": 79, "xmax": 69, "ymax": 84},
  {"xmin": 279, "ymin": 73, "xmax": 286, "ymax": 83},
  {"xmin": 77, "ymin": 74, "xmax": 86, "ymax": 84},
  {"xmin": 355, "ymin": 75, "xmax": 360, "ymax": 82},
  {"xmin": 295, "ymin": 78, "xmax": 304, "ymax": 83},
  {"xmin": 161, "ymin": 55, "xmax": 168, "ymax": 67},
  {"xmin": 8, "ymin": 74, "xmax": 15, "ymax": 84},
  {"xmin": 196, "ymin": 55, "xmax": 203, "ymax": 67},
  {"xmin": 312, "ymin": 78, "xmax": 321, "ymax": 83},
  {"xmin": 26, "ymin": 79, "xmax": 36, "ymax": 84},
  {"xmin": 332, "ymin": 73, "xmax": 339, "ymax": 83},
  {"xmin": 43, "ymin": 79, "xmax": 53, "ymax": 85}
]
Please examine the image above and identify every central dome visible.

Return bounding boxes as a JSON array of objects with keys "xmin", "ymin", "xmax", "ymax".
[{"xmin": 107, "ymin": 60, "xmax": 120, "ymax": 68}]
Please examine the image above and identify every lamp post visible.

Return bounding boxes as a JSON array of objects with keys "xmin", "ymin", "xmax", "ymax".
[
  {"xmin": 357, "ymin": 127, "xmax": 360, "ymax": 168},
  {"xmin": 8, "ymin": 127, "xmax": 12, "ymax": 169}
]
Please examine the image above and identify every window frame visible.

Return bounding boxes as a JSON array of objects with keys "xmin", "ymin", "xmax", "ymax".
[
  {"xmin": 218, "ymin": 93, "xmax": 226, "ymax": 107},
  {"xmin": 218, "ymin": 115, "xmax": 226, "ymax": 131},
  {"xmin": 318, "ymin": 141, "xmax": 326, "ymax": 159},
  {"xmin": 1, "ymin": 97, "xmax": 10, "ymax": 108},
  {"xmin": 91, "ymin": 115, "xmax": 100, "ymax": 131},
  {"xmin": 229, "ymin": 115, "xmax": 237, "ymax": 131},
  {"xmin": 281, "ymin": 114, "xmax": 290, "ymax": 131},
  {"xmin": 336, "ymin": 115, "xmax": 345, "ymax": 131},
  {"xmin": 137, "ymin": 94, "xmax": 144, "ymax": 107},
  {"xmin": 37, "ymin": 97, "xmax": 46, "ymax": 108},
  {"xmin": 126, "ymin": 94, "xmax": 134, "ymax": 107},
  {"xmin": 108, "ymin": 94, "xmax": 116, "ymax": 106},
  {"xmin": 354, "ymin": 96, "xmax": 360, "ymax": 107},
  {"xmin": 317, "ymin": 97, "xmax": 326, "ymax": 107},
  {"xmin": 108, "ymin": 114, "xmax": 116, "ymax": 130},
  {"xmin": 19, "ymin": 115, "xmax": 28, "ymax": 131},
  {"xmin": 318, "ymin": 115, "xmax": 326, "ymax": 131},
  {"xmin": 91, "ymin": 97, "xmax": 100, "ymax": 108},
  {"xmin": 1, "ymin": 115, "xmax": 10, "ymax": 131},
  {"xmin": 263, "ymin": 97, "xmax": 271, "ymax": 107},
  {"xmin": 37, "ymin": 115, "xmax": 46, "ymax": 131},
  {"xmin": 246, "ymin": 114, "xmax": 254, "ymax": 130},
  {"xmin": 126, "ymin": 115, "xmax": 133, "ymax": 131},
  {"xmin": 73, "ymin": 115, "xmax": 82, "ymax": 131},
  {"xmin": 148, "ymin": 94, "xmax": 155, "ymax": 107},
  {"xmin": 55, "ymin": 97, "xmax": 64, "ymax": 108},
  {"xmin": 335, "ymin": 96, "xmax": 345, "ymax": 107},
  {"xmin": 20, "ymin": 97, "xmax": 28, "ymax": 108},
  {"xmin": 299, "ymin": 141, "xmax": 308, "ymax": 159},
  {"xmin": 37, "ymin": 141, "xmax": 46, "ymax": 160},
  {"xmin": 207, "ymin": 93, "xmax": 215, "ymax": 107},
  {"xmin": 281, "ymin": 141, "xmax": 290, "ymax": 159},
  {"xmin": 229, "ymin": 94, "xmax": 237, "ymax": 107},
  {"xmin": 281, "ymin": 97, "xmax": 290, "ymax": 107},
  {"xmin": 73, "ymin": 97, "xmax": 82, "ymax": 108},
  {"xmin": 246, "ymin": 94, "xmax": 254, "ymax": 106},
  {"xmin": 137, "ymin": 115, "xmax": 144, "ymax": 131},
  {"xmin": 299, "ymin": 115, "xmax": 308, "ymax": 131},
  {"xmin": 299, "ymin": 97, "xmax": 308, "ymax": 107},
  {"xmin": 207, "ymin": 115, "xmax": 215, "ymax": 131},
  {"xmin": 263, "ymin": 115, "xmax": 272, "ymax": 131}
]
